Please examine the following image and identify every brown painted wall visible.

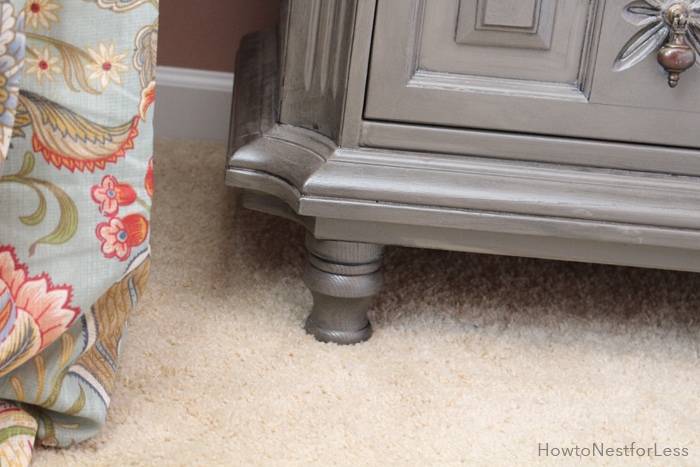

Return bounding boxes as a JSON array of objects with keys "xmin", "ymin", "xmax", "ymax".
[{"xmin": 159, "ymin": 0, "xmax": 280, "ymax": 72}]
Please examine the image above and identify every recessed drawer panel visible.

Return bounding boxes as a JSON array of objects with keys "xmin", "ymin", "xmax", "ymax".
[
  {"xmin": 423, "ymin": 0, "xmax": 591, "ymax": 87},
  {"xmin": 364, "ymin": 0, "xmax": 700, "ymax": 150}
]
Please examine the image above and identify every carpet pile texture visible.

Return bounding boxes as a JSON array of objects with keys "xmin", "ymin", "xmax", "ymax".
[{"xmin": 31, "ymin": 138, "xmax": 700, "ymax": 466}]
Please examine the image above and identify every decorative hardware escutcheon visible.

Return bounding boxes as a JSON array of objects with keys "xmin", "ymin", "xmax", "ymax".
[{"xmin": 614, "ymin": 0, "xmax": 700, "ymax": 87}]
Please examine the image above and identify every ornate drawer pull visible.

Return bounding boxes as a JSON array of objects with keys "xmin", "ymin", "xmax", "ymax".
[
  {"xmin": 614, "ymin": 1, "xmax": 700, "ymax": 88},
  {"xmin": 657, "ymin": 3, "xmax": 696, "ymax": 86}
]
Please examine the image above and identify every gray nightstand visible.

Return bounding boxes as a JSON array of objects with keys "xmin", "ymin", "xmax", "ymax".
[{"xmin": 227, "ymin": 0, "xmax": 700, "ymax": 344}]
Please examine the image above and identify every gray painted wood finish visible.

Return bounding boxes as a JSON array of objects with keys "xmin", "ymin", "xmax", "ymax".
[
  {"xmin": 451, "ymin": 0, "xmax": 584, "ymax": 81},
  {"xmin": 227, "ymin": 0, "xmax": 700, "ymax": 344},
  {"xmin": 304, "ymin": 233, "xmax": 385, "ymax": 344},
  {"xmin": 277, "ymin": 0, "xmax": 356, "ymax": 142},
  {"xmin": 456, "ymin": 0, "xmax": 556, "ymax": 50},
  {"xmin": 364, "ymin": 0, "xmax": 700, "ymax": 150}
]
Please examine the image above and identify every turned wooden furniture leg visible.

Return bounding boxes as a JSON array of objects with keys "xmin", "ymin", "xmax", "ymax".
[{"xmin": 303, "ymin": 232, "xmax": 385, "ymax": 344}]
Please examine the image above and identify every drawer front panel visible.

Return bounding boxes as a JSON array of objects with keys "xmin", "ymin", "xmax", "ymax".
[
  {"xmin": 425, "ymin": 0, "xmax": 592, "ymax": 89},
  {"xmin": 364, "ymin": 0, "xmax": 700, "ymax": 150}
]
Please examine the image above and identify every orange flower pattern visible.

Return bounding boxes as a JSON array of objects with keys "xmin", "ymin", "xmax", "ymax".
[
  {"xmin": 96, "ymin": 213, "xmax": 148, "ymax": 261},
  {"xmin": 91, "ymin": 172, "xmax": 150, "ymax": 260},
  {"xmin": 0, "ymin": 246, "xmax": 80, "ymax": 377},
  {"xmin": 91, "ymin": 175, "xmax": 137, "ymax": 216}
]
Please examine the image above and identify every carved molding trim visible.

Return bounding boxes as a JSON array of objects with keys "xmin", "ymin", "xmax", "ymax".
[
  {"xmin": 280, "ymin": 0, "xmax": 356, "ymax": 142},
  {"xmin": 476, "ymin": 0, "xmax": 541, "ymax": 31},
  {"xmin": 456, "ymin": 0, "xmax": 555, "ymax": 49},
  {"xmin": 303, "ymin": 0, "xmax": 322, "ymax": 92},
  {"xmin": 408, "ymin": 69, "xmax": 587, "ymax": 102},
  {"xmin": 303, "ymin": 0, "xmax": 347, "ymax": 97}
]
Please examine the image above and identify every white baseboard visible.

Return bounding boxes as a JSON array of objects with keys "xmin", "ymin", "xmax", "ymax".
[{"xmin": 154, "ymin": 66, "xmax": 234, "ymax": 141}]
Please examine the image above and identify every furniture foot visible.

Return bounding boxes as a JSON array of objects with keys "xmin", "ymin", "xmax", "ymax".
[{"xmin": 303, "ymin": 232, "xmax": 385, "ymax": 344}]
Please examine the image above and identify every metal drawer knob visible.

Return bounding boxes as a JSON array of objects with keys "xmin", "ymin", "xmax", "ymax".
[
  {"xmin": 657, "ymin": 3, "xmax": 696, "ymax": 87},
  {"xmin": 614, "ymin": 1, "xmax": 700, "ymax": 87}
]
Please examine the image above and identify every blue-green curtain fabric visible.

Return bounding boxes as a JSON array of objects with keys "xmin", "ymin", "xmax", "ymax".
[{"xmin": 0, "ymin": 1, "xmax": 158, "ymax": 464}]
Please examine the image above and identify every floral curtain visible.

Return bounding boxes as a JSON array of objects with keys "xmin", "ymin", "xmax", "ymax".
[{"xmin": 0, "ymin": 1, "xmax": 158, "ymax": 464}]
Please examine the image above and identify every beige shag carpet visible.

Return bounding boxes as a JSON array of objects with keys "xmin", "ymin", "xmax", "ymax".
[{"xmin": 31, "ymin": 138, "xmax": 700, "ymax": 466}]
